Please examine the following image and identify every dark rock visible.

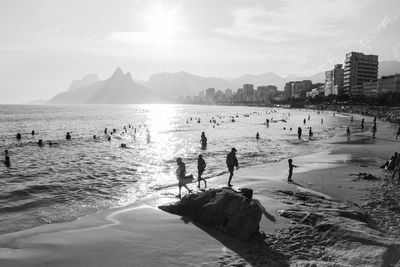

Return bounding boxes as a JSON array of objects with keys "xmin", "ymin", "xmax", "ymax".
[{"xmin": 159, "ymin": 188, "xmax": 262, "ymax": 240}]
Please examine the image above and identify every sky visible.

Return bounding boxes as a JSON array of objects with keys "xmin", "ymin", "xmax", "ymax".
[{"xmin": 1, "ymin": 0, "xmax": 400, "ymax": 103}]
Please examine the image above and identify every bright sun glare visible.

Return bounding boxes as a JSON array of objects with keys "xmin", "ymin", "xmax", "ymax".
[{"xmin": 144, "ymin": 4, "xmax": 181, "ymax": 44}]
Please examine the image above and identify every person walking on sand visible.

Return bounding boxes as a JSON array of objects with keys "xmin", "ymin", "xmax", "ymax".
[
  {"xmin": 256, "ymin": 132, "xmax": 260, "ymax": 140},
  {"xmin": 361, "ymin": 119, "xmax": 365, "ymax": 131},
  {"xmin": 396, "ymin": 126, "xmax": 400, "ymax": 140},
  {"xmin": 197, "ymin": 154, "xmax": 207, "ymax": 189},
  {"xmin": 298, "ymin": 127, "xmax": 302, "ymax": 139},
  {"xmin": 309, "ymin": 127, "xmax": 313, "ymax": 138},
  {"xmin": 346, "ymin": 127, "xmax": 351, "ymax": 140},
  {"xmin": 287, "ymin": 159, "xmax": 298, "ymax": 182},
  {"xmin": 372, "ymin": 123, "xmax": 377, "ymax": 139},
  {"xmin": 176, "ymin": 158, "xmax": 192, "ymax": 198},
  {"xmin": 226, "ymin": 148, "xmax": 238, "ymax": 187}
]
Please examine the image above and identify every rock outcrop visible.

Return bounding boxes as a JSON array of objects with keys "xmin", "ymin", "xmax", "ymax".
[
  {"xmin": 267, "ymin": 190, "xmax": 400, "ymax": 267},
  {"xmin": 159, "ymin": 188, "xmax": 262, "ymax": 240}
]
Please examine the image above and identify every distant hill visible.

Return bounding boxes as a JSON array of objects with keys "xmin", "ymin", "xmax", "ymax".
[
  {"xmin": 49, "ymin": 60, "xmax": 400, "ymax": 103},
  {"xmin": 48, "ymin": 80, "xmax": 104, "ymax": 104},
  {"xmin": 145, "ymin": 71, "xmax": 235, "ymax": 97},
  {"xmin": 68, "ymin": 74, "xmax": 100, "ymax": 91},
  {"xmin": 48, "ymin": 68, "xmax": 159, "ymax": 104},
  {"xmin": 87, "ymin": 68, "xmax": 157, "ymax": 104}
]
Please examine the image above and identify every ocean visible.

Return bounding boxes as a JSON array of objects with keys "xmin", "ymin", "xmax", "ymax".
[{"xmin": 0, "ymin": 104, "xmax": 370, "ymax": 234}]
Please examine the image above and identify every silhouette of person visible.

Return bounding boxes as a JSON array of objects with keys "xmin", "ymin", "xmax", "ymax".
[
  {"xmin": 361, "ymin": 119, "xmax": 365, "ymax": 130},
  {"xmin": 16, "ymin": 133, "xmax": 21, "ymax": 140},
  {"xmin": 31, "ymin": 130, "xmax": 35, "ymax": 136},
  {"xmin": 396, "ymin": 126, "xmax": 400, "ymax": 140},
  {"xmin": 372, "ymin": 123, "xmax": 377, "ymax": 139},
  {"xmin": 146, "ymin": 130, "xmax": 151, "ymax": 144},
  {"xmin": 287, "ymin": 159, "xmax": 298, "ymax": 182},
  {"xmin": 107, "ymin": 136, "xmax": 111, "ymax": 142},
  {"xmin": 197, "ymin": 154, "xmax": 207, "ymax": 189},
  {"xmin": 321, "ymin": 118, "xmax": 323, "ymax": 124},
  {"xmin": 351, "ymin": 116, "xmax": 353, "ymax": 123},
  {"xmin": 4, "ymin": 150, "xmax": 10, "ymax": 168},
  {"xmin": 309, "ymin": 127, "xmax": 313, "ymax": 137},
  {"xmin": 226, "ymin": 148, "xmax": 238, "ymax": 187},
  {"xmin": 66, "ymin": 132, "xmax": 71, "ymax": 140},
  {"xmin": 176, "ymin": 157, "xmax": 192, "ymax": 198},
  {"xmin": 308, "ymin": 114, "xmax": 310, "ymax": 121},
  {"xmin": 303, "ymin": 118, "xmax": 306, "ymax": 125},
  {"xmin": 256, "ymin": 132, "xmax": 260, "ymax": 139},
  {"xmin": 266, "ymin": 119, "xmax": 270, "ymax": 127},
  {"xmin": 104, "ymin": 128, "xmax": 108, "ymax": 135},
  {"xmin": 346, "ymin": 127, "xmax": 351, "ymax": 140},
  {"xmin": 200, "ymin": 132, "xmax": 207, "ymax": 148},
  {"xmin": 298, "ymin": 127, "xmax": 302, "ymax": 139},
  {"xmin": 93, "ymin": 135, "xmax": 97, "ymax": 139},
  {"xmin": 37, "ymin": 139, "xmax": 44, "ymax": 147}
]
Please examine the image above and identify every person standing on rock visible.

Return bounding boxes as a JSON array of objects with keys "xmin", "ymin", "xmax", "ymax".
[
  {"xmin": 226, "ymin": 148, "xmax": 238, "ymax": 187},
  {"xmin": 197, "ymin": 154, "xmax": 207, "ymax": 189},
  {"xmin": 176, "ymin": 157, "xmax": 192, "ymax": 198}
]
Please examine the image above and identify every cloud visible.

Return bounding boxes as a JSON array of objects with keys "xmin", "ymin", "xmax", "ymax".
[{"xmin": 213, "ymin": 0, "xmax": 369, "ymax": 42}]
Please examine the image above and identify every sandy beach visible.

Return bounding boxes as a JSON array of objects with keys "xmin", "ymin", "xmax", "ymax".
[{"xmin": 1, "ymin": 114, "xmax": 400, "ymax": 266}]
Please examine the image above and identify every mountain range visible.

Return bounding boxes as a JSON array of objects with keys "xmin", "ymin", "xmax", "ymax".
[{"xmin": 48, "ymin": 60, "xmax": 400, "ymax": 104}]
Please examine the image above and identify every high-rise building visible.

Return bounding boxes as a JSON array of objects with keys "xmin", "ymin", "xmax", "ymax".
[
  {"xmin": 378, "ymin": 74, "xmax": 400, "ymax": 94},
  {"xmin": 242, "ymin": 84, "xmax": 254, "ymax": 102},
  {"xmin": 205, "ymin": 88, "xmax": 216, "ymax": 102},
  {"xmin": 324, "ymin": 64, "xmax": 344, "ymax": 96},
  {"xmin": 343, "ymin": 52, "xmax": 378, "ymax": 96}
]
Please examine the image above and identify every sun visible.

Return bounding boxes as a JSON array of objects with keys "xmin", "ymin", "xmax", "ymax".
[{"xmin": 144, "ymin": 4, "xmax": 181, "ymax": 44}]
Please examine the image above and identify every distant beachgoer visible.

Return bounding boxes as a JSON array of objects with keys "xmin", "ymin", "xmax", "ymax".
[
  {"xmin": 321, "ymin": 118, "xmax": 323, "ymax": 124},
  {"xmin": 93, "ymin": 135, "xmax": 97, "ymax": 139},
  {"xmin": 290, "ymin": 127, "xmax": 292, "ymax": 131},
  {"xmin": 31, "ymin": 130, "xmax": 35, "ymax": 136},
  {"xmin": 298, "ymin": 127, "xmax": 302, "ymax": 139},
  {"xmin": 372, "ymin": 123, "xmax": 377, "ymax": 139},
  {"xmin": 283, "ymin": 127, "xmax": 286, "ymax": 130},
  {"xmin": 256, "ymin": 132, "xmax": 260, "ymax": 139},
  {"xmin": 303, "ymin": 118, "xmax": 306, "ymax": 125},
  {"xmin": 48, "ymin": 141, "xmax": 53, "ymax": 146},
  {"xmin": 146, "ymin": 131, "xmax": 151, "ymax": 144},
  {"xmin": 107, "ymin": 136, "xmax": 111, "ymax": 142},
  {"xmin": 37, "ymin": 139, "xmax": 43, "ymax": 147},
  {"xmin": 104, "ymin": 128, "xmax": 108, "ymax": 134},
  {"xmin": 309, "ymin": 127, "xmax": 313, "ymax": 137},
  {"xmin": 66, "ymin": 132, "xmax": 71, "ymax": 140},
  {"xmin": 176, "ymin": 158, "xmax": 192, "ymax": 198},
  {"xmin": 200, "ymin": 132, "xmax": 207, "ymax": 148},
  {"xmin": 361, "ymin": 119, "xmax": 365, "ymax": 130},
  {"xmin": 396, "ymin": 126, "xmax": 400, "ymax": 139},
  {"xmin": 308, "ymin": 114, "xmax": 310, "ymax": 121},
  {"xmin": 16, "ymin": 133, "xmax": 21, "ymax": 140},
  {"xmin": 120, "ymin": 143, "xmax": 127, "ymax": 148},
  {"xmin": 287, "ymin": 159, "xmax": 298, "ymax": 182},
  {"xmin": 346, "ymin": 127, "xmax": 351, "ymax": 140},
  {"xmin": 4, "ymin": 150, "xmax": 10, "ymax": 168},
  {"xmin": 351, "ymin": 116, "xmax": 353, "ymax": 123},
  {"xmin": 197, "ymin": 154, "xmax": 207, "ymax": 188},
  {"xmin": 266, "ymin": 119, "xmax": 270, "ymax": 127},
  {"xmin": 373, "ymin": 116, "xmax": 377, "ymax": 123},
  {"xmin": 226, "ymin": 148, "xmax": 238, "ymax": 187}
]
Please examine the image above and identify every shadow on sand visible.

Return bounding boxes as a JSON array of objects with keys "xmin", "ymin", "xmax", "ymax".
[{"xmin": 180, "ymin": 216, "xmax": 289, "ymax": 267}]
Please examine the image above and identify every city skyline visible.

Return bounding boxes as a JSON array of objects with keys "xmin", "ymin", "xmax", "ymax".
[{"xmin": 1, "ymin": 0, "xmax": 400, "ymax": 103}]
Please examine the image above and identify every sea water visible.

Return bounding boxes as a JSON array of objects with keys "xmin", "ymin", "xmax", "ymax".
[{"xmin": 0, "ymin": 104, "xmax": 372, "ymax": 234}]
